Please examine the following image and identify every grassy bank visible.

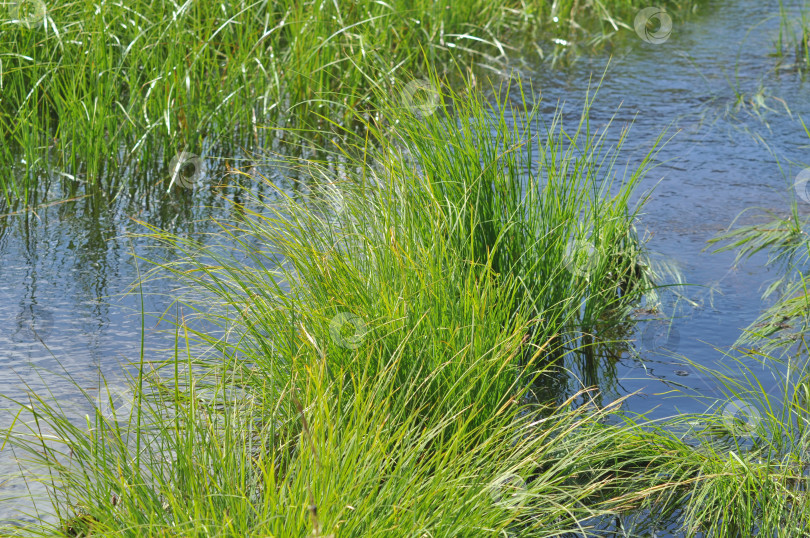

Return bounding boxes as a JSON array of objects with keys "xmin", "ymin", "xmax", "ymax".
[{"xmin": 0, "ymin": 0, "xmax": 700, "ymax": 202}]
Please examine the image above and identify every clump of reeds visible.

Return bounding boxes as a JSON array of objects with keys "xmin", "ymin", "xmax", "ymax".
[{"xmin": 0, "ymin": 76, "xmax": 668, "ymax": 535}]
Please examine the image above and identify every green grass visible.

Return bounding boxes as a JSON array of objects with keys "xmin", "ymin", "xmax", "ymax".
[
  {"xmin": 0, "ymin": 0, "xmax": 701, "ymax": 204},
  {"xmin": 13, "ymin": 0, "xmax": 810, "ymax": 533},
  {"xmin": 0, "ymin": 77, "xmax": 670, "ymax": 535},
  {"xmin": 708, "ymin": 118, "xmax": 810, "ymax": 354},
  {"xmin": 2, "ymin": 72, "xmax": 810, "ymax": 536},
  {"xmin": 709, "ymin": 202, "xmax": 810, "ymax": 353},
  {"xmin": 776, "ymin": 0, "xmax": 810, "ymax": 68}
]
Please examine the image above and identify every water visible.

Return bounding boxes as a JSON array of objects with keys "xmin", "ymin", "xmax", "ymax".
[
  {"xmin": 521, "ymin": 0, "xmax": 810, "ymax": 422},
  {"xmin": 2, "ymin": 0, "xmax": 810, "ymax": 529}
]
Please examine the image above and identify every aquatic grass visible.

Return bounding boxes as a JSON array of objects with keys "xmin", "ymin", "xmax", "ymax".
[
  {"xmin": 0, "ymin": 0, "xmax": 704, "ymax": 201},
  {"xmin": 144, "ymin": 74, "xmax": 665, "ymax": 409},
  {"xmin": 32, "ymin": 60, "xmax": 810, "ymax": 538},
  {"xmin": 4, "ymin": 337, "xmax": 700, "ymax": 536},
  {"xmin": 3, "ymin": 73, "xmax": 807, "ymax": 537},
  {"xmin": 709, "ymin": 123, "xmax": 810, "ymax": 353},
  {"xmin": 648, "ymin": 345, "xmax": 810, "ymax": 536},
  {"xmin": 528, "ymin": 0, "xmax": 703, "ymax": 66},
  {"xmin": 356, "ymin": 75, "xmax": 665, "ymax": 342},
  {"xmin": 655, "ymin": 114, "xmax": 810, "ymax": 535},
  {"xmin": 563, "ymin": 346, "xmax": 810, "ymax": 536},
  {"xmin": 776, "ymin": 0, "xmax": 810, "ymax": 69},
  {"xmin": 0, "ymin": 0, "xmax": 516, "ymax": 198},
  {"xmin": 0, "ymin": 77, "xmax": 679, "ymax": 534}
]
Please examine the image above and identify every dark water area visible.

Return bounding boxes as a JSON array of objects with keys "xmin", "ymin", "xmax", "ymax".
[{"xmin": 2, "ymin": 0, "xmax": 810, "ymax": 530}]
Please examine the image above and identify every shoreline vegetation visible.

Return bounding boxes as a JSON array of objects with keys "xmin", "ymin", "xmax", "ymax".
[
  {"xmin": 3, "ymin": 0, "xmax": 810, "ymax": 536},
  {"xmin": 4, "ymin": 78, "xmax": 809, "ymax": 537},
  {"xmin": 1, "ymin": 0, "xmax": 699, "ymax": 203}
]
